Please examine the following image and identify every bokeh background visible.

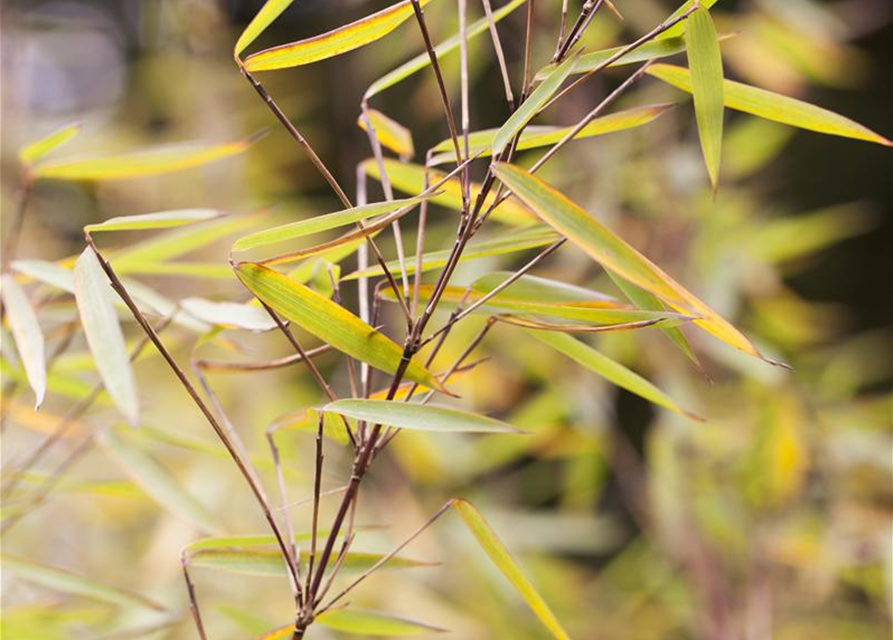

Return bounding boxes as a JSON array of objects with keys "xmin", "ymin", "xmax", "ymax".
[{"xmin": 2, "ymin": 1, "xmax": 891, "ymax": 639}]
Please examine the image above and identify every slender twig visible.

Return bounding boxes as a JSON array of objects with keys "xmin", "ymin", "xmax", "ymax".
[
  {"xmin": 193, "ymin": 345, "xmax": 333, "ymax": 374},
  {"xmin": 181, "ymin": 557, "xmax": 209, "ymax": 640},
  {"xmin": 481, "ymin": 0, "xmax": 516, "ymax": 111}
]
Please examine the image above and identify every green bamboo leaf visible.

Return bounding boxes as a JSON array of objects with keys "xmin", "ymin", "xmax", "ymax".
[
  {"xmin": 492, "ymin": 52, "xmax": 579, "ymax": 157},
  {"xmin": 322, "ymin": 399, "xmax": 523, "ymax": 433},
  {"xmin": 244, "ymin": 0, "xmax": 440, "ymax": 72},
  {"xmin": 492, "ymin": 163, "xmax": 776, "ymax": 363},
  {"xmin": 270, "ymin": 408, "xmax": 351, "ymax": 445},
  {"xmin": 18, "ymin": 122, "xmax": 82, "ymax": 166},
  {"xmin": 30, "ymin": 137, "xmax": 255, "ymax": 181},
  {"xmin": 97, "ymin": 427, "xmax": 222, "ymax": 535},
  {"xmin": 658, "ymin": 0, "xmax": 722, "ymax": 40},
  {"xmin": 185, "ymin": 531, "xmax": 327, "ymax": 555},
  {"xmin": 451, "ymin": 498, "xmax": 572, "ymax": 640},
  {"xmin": 73, "ymin": 248, "xmax": 140, "ymax": 425},
  {"xmin": 2, "ymin": 555, "xmax": 165, "ymax": 612},
  {"xmin": 235, "ymin": 0, "xmax": 297, "ymax": 55},
  {"xmin": 364, "ymin": 0, "xmax": 527, "ymax": 99},
  {"xmin": 358, "ymin": 109, "xmax": 415, "ymax": 158},
  {"xmin": 686, "ymin": 7, "xmax": 724, "ymax": 188},
  {"xmin": 318, "ymin": 609, "xmax": 446, "ymax": 635},
  {"xmin": 527, "ymin": 330, "xmax": 701, "ymax": 419},
  {"xmin": 234, "ymin": 262, "xmax": 445, "ymax": 391},
  {"xmin": 362, "ymin": 158, "xmax": 537, "ymax": 227},
  {"xmin": 189, "ymin": 547, "xmax": 429, "ymax": 577},
  {"xmin": 1, "ymin": 275, "xmax": 46, "ymax": 408},
  {"xmin": 536, "ymin": 37, "xmax": 687, "ymax": 81},
  {"xmin": 181, "ymin": 297, "xmax": 278, "ymax": 331},
  {"xmin": 232, "ymin": 196, "xmax": 430, "ymax": 252},
  {"xmin": 647, "ymin": 64, "xmax": 892, "ymax": 146},
  {"xmin": 85, "ymin": 209, "xmax": 222, "ymax": 233}
]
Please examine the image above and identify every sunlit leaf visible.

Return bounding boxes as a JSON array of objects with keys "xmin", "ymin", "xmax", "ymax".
[
  {"xmin": 189, "ymin": 547, "xmax": 429, "ymax": 577},
  {"xmin": 658, "ymin": 0, "xmax": 722, "ymax": 40},
  {"xmin": 73, "ymin": 248, "xmax": 140, "ymax": 425},
  {"xmin": 181, "ymin": 297, "xmax": 278, "ymax": 331},
  {"xmin": 85, "ymin": 209, "xmax": 222, "ymax": 233},
  {"xmin": 322, "ymin": 399, "xmax": 523, "ymax": 433},
  {"xmin": 686, "ymin": 7, "xmax": 724, "ymax": 188},
  {"xmin": 234, "ymin": 262, "xmax": 445, "ymax": 391},
  {"xmin": 647, "ymin": 64, "xmax": 892, "ymax": 146},
  {"xmin": 1, "ymin": 275, "xmax": 46, "ymax": 408},
  {"xmin": 235, "ymin": 0, "xmax": 297, "ymax": 55},
  {"xmin": 30, "ymin": 137, "xmax": 255, "ymax": 181},
  {"xmin": 493, "ymin": 163, "xmax": 776, "ymax": 363},
  {"xmin": 270, "ymin": 408, "xmax": 351, "ymax": 445},
  {"xmin": 359, "ymin": 108, "xmax": 415, "ymax": 158},
  {"xmin": 18, "ymin": 122, "xmax": 82, "ymax": 166},
  {"xmin": 451, "ymin": 498, "xmax": 571, "ymax": 640},
  {"xmin": 244, "ymin": 0, "xmax": 440, "ymax": 72},
  {"xmin": 318, "ymin": 609, "xmax": 446, "ymax": 635}
]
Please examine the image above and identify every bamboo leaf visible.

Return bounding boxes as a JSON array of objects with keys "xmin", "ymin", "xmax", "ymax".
[
  {"xmin": 527, "ymin": 330, "xmax": 701, "ymax": 419},
  {"xmin": 189, "ymin": 547, "xmax": 429, "ymax": 577},
  {"xmin": 97, "ymin": 427, "xmax": 222, "ymax": 535},
  {"xmin": 358, "ymin": 108, "xmax": 415, "ymax": 158},
  {"xmin": 270, "ymin": 408, "xmax": 351, "ymax": 445},
  {"xmin": 232, "ymin": 197, "xmax": 430, "ymax": 252},
  {"xmin": 31, "ymin": 137, "xmax": 255, "ymax": 181},
  {"xmin": 2, "ymin": 555, "xmax": 165, "ymax": 612},
  {"xmin": 235, "ymin": 0, "xmax": 297, "ymax": 55},
  {"xmin": 492, "ymin": 52, "xmax": 579, "ymax": 157},
  {"xmin": 647, "ymin": 64, "xmax": 892, "ymax": 146},
  {"xmin": 322, "ymin": 399, "xmax": 523, "ymax": 433},
  {"xmin": 658, "ymin": 0, "xmax": 722, "ymax": 40},
  {"xmin": 364, "ymin": 0, "xmax": 527, "ymax": 99},
  {"xmin": 244, "ymin": 0, "xmax": 440, "ymax": 72},
  {"xmin": 686, "ymin": 7, "xmax": 724, "ymax": 188},
  {"xmin": 1, "ymin": 275, "xmax": 46, "ymax": 408},
  {"xmin": 317, "ymin": 609, "xmax": 446, "ymax": 635},
  {"xmin": 451, "ymin": 498, "xmax": 572, "ymax": 640},
  {"xmin": 181, "ymin": 298, "xmax": 278, "ymax": 331},
  {"xmin": 18, "ymin": 122, "xmax": 82, "ymax": 166},
  {"xmin": 85, "ymin": 209, "xmax": 222, "ymax": 233},
  {"xmin": 535, "ymin": 37, "xmax": 689, "ymax": 81},
  {"xmin": 73, "ymin": 248, "xmax": 140, "ymax": 425},
  {"xmin": 234, "ymin": 262, "xmax": 444, "ymax": 390},
  {"xmin": 492, "ymin": 163, "xmax": 776, "ymax": 363}
]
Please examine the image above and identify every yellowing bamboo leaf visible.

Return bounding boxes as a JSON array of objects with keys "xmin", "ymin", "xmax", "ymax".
[
  {"xmin": 189, "ymin": 547, "xmax": 429, "ymax": 577},
  {"xmin": 181, "ymin": 298, "xmax": 278, "ymax": 331},
  {"xmin": 647, "ymin": 64, "xmax": 892, "ymax": 146},
  {"xmin": 1, "ymin": 275, "xmax": 46, "ymax": 408},
  {"xmin": 359, "ymin": 108, "xmax": 415, "ymax": 157},
  {"xmin": 322, "ymin": 399, "xmax": 523, "ymax": 433},
  {"xmin": 317, "ymin": 609, "xmax": 446, "ymax": 635},
  {"xmin": 244, "ymin": 0, "xmax": 439, "ymax": 72},
  {"xmin": 18, "ymin": 122, "xmax": 82, "ymax": 166},
  {"xmin": 451, "ymin": 498, "xmax": 571, "ymax": 640},
  {"xmin": 235, "ymin": 0, "xmax": 297, "ymax": 55},
  {"xmin": 686, "ymin": 7, "xmax": 724, "ymax": 188},
  {"xmin": 31, "ymin": 137, "xmax": 255, "ymax": 181},
  {"xmin": 85, "ymin": 210, "xmax": 222, "ymax": 233},
  {"xmin": 234, "ymin": 262, "xmax": 444, "ymax": 391},
  {"xmin": 73, "ymin": 248, "xmax": 140, "ymax": 425},
  {"xmin": 270, "ymin": 408, "xmax": 351, "ymax": 444},
  {"xmin": 493, "ymin": 163, "xmax": 777, "ymax": 363}
]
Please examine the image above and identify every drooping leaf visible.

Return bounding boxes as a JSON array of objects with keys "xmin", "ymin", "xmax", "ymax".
[
  {"xmin": 97, "ymin": 427, "xmax": 222, "ymax": 535},
  {"xmin": 322, "ymin": 399, "xmax": 523, "ymax": 433},
  {"xmin": 2, "ymin": 555, "xmax": 165, "ymax": 612},
  {"xmin": 1, "ymin": 275, "xmax": 46, "ymax": 408},
  {"xmin": 234, "ymin": 262, "xmax": 444, "ymax": 390},
  {"xmin": 451, "ymin": 498, "xmax": 571, "ymax": 640},
  {"xmin": 364, "ymin": 0, "xmax": 527, "ymax": 99},
  {"xmin": 527, "ymin": 330, "xmax": 701, "ymax": 419},
  {"xmin": 492, "ymin": 163, "xmax": 775, "ymax": 363},
  {"xmin": 243, "ymin": 0, "xmax": 440, "ymax": 72},
  {"xmin": 647, "ymin": 64, "xmax": 892, "ymax": 146},
  {"xmin": 358, "ymin": 108, "xmax": 415, "ymax": 157},
  {"xmin": 189, "ymin": 547, "xmax": 429, "ymax": 577},
  {"xmin": 73, "ymin": 248, "xmax": 140, "ymax": 425},
  {"xmin": 686, "ymin": 7, "xmax": 724, "ymax": 188},
  {"xmin": 492, "ymin": 52, "xmax": 579, "ymax": 157},
  {"xmin": 18, "ymin": 122, "xmax": 82, "ymax": 166},
  {"xmin": 235, "ymin": 0, "xmax": 297, "ymax": 55},
  {"xmin": 30, "ymin": 137, "xmax": 255, "ymax": 181},
  {"xmin": 181, "ymin": 297, "xmax": 278, "ymax": 331},
  {"xmin": 85, "ymin": 209, "xmax": 222, "ymax": 233}
]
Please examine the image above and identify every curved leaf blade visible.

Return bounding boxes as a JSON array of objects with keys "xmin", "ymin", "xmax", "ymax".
[
  {"xmin": 686, "ymin": 7, "xmax": 724, "ymax": 188},
  {"xmin": 1, "ymin": 275, "xmax": 46, "ymax": 408},
  {"xmin": 322, "ymin": 399, "xmax": 523, "ymax": 433},
  {"xmin": 18, "ymin": 122, "xmax": 82, "ymax": 166},
  {"xmin": 235, "ymin": 0, "xmax": 297, "ymax": 55},
  {"xmin": 358, "ymin": 108, "xmax": 415, "ymax": 158},
  {"xmin": 85, "ymin": 209, "xmax": 222, "ymax": 233}
]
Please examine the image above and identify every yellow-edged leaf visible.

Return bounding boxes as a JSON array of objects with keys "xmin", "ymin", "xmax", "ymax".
[
  {"xmin": 322, "ymin": 399, "xmax": 523, "ymax": 433},
  {"xmin": 686, "ymin": 7, "xmax": 724, "ymax": 188},
  {"xmin": 1, "ymin": 275, "xmax": 46, "ymax": 408},
  {"xmin": 358, "ymin": 108, "xmax": 415, "ymax": 157},
  {"xmin": 18, "ymin": 122, "xmax": 82, "ymax": 166},
  {"xmin": 235, "ymin": 0, "xmax": 297, "ymax": 55},
  {"xmin": 85, "ymin": 209, "xmax": 222, "ymax": 233}
]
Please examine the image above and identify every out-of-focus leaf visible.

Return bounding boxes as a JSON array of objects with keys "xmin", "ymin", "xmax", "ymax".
[
  {"xmin": 232, "ymin": 197, "xmax": 430, "ymax": 252},
  {"xmin": 686, "ymin": 7, "xmax": 724, "ymax": 188},
  {"xmin": 1, "ymin": 275, "xmax": 46, "ymax": 408},
  {"xmin": 234, "ymin": 262, "xmax": 444, "ymax": 391},
  {"xmin": 243, "ymin": 0, "xmax": 439, "ymax": 72},
  {"xmin": 723, "ymin": 118, "xmax": 793, "ymax": 179},
  {"xmin": 658, "ymin": 0, "xmax": 722, "ymax": 40},
  {"xmin": 189, "ymin": 547, "xmax": 429, "ymax": 577},
  {"xmin": 322, "ymin": 399, "xmax": 523, "ymax": 433},
  {"xmin": 97, "ymin": 427, "xmax": 221, "ymax": 535},
  {"xmin": 31, "ymin": 137, "xmax": 255, "ymax": 181},
  {"xmin": 117, "ymin": 262, "xmax": 234, "ymax": 279},
  {"xmin": 647, "ymin": 64, "xmax": 892, "ymax": 146},
  {"xmin": 181, "ymin": 298, "xmax": 277, "ymax": 331},
  {"xmin": 235, "ymin": 0, "xmax": 297, "ymax": 55},
  {"xmin": 362, "ymin": 159, "xmax": 537, "ymax": 227},
  {"xmin": 492, "ymin": 52, "xmax": 579, "ymax": 157},
  {"xmin": 451, "ymin": 498, "xmax": 571, "ymax": 640},
  {"xmin": 18, "ymin": 122, "xmax": 82, "ymax": 166},
  {"xmin": 364, "ymin": 0, "xmax": 527, "ymax": 99},
  {"xmin": 317, "ymin": 609, "xmax": 446, "ymax": 635},
  {"xmin": 270, "ymin": 408, "xmax": 351, "ymax": 445},
  {"xmin": 11, "ymin": 260, "xmax": 76, "ymax": 292},
  {"xmin": 85, "ymin": 210, "xmax": 222, "ymax": 233},
  {"xmin": 73, "ymin": 248, "xmax": 139, "ymax": 425},
  {"xmin": 1, "ymin": 358, "xmax": 103, "ymax": 404},
  {"xmin": 2, "ymin": 555, "xmax": 165, "ymax": 611},
  {"xmin": 359, "ymin": 109, "xmax": 415, "ymax": 157},
  {"xmin": 493, "ymin": 163, "xmax": 775, "ymax": 363},
  {"xmin": 287, "ymin": 239, "xmax": 366, "ymax": 283}
]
